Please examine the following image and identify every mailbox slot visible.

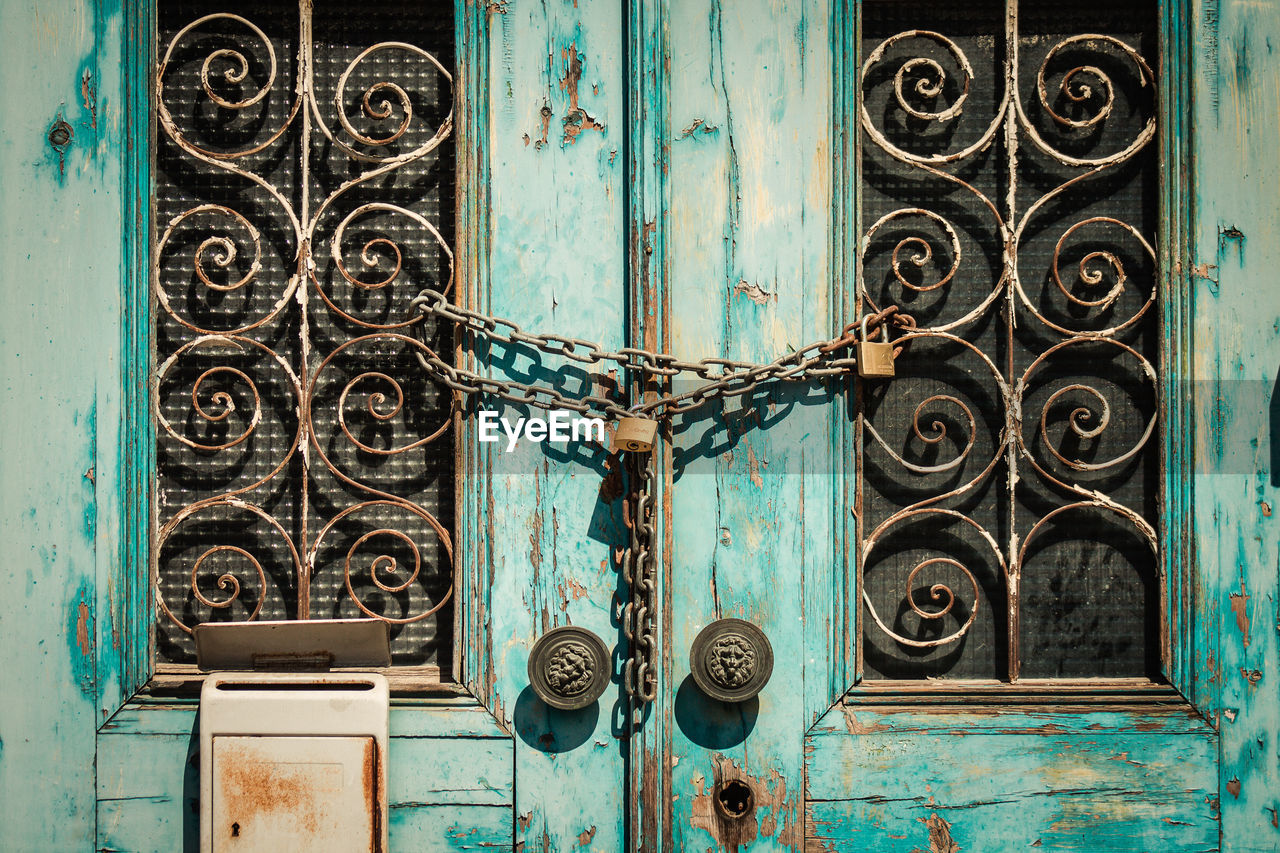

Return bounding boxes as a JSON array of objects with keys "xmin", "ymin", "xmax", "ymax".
[{"xmin": 200, "ymin": 671, "xmax": 390, "ymax": 852}]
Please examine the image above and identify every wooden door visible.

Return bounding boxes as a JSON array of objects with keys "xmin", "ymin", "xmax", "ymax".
[{"xmin": 4, "ymin": 0, "xmax": 1280, "ymax": 852}]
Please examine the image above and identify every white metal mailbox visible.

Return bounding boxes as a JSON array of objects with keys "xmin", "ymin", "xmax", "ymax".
[{"xmin": 197, "ymin": 621, "xmax": 391, "ymax": 853}]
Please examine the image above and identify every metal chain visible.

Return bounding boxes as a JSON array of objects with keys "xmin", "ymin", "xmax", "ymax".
[
  {"xmin": 410, "ymin": 288, "xmax": 914, "ymax": 715},
  {"xmin": 621, "ymin": 450, "xmax": 657, "ymax": 725},
  {"xmin": 410, "ymin": 288, "xmax": 915, "ymax": 420}
]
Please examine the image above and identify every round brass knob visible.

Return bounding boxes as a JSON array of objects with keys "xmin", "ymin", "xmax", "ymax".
[
  {"xmin": 527, "ymin": 626, "xmax": 610, "ymax": 710},
  {"xmin": 689, "ymin": 618, "xmax": 773, "ymax": 703}
]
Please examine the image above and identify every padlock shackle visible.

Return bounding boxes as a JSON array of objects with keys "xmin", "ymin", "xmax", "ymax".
[{"xmin": 860, "ymin": 313, "xmax": 889, "ymax": 344}]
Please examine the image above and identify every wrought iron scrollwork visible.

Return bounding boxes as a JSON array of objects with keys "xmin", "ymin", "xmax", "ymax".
[
  {"xmin": 858, "ymin": 4, "xmax": 1160, "ymax": 679},
  {"xmin": 154, "ymin": 2, "xmax": 455, "ymax": 662}
]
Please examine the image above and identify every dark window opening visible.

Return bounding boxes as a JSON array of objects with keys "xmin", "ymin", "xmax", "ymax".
[
  {"xmin": 857, "ymin": 0, "xmax": 1161, "ymax": 681},
  {"xmin": 153, "ymin": 0, "xmax": 457, "ymax": 670}
]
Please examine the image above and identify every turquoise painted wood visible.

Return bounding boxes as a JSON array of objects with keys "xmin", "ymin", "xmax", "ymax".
[
  {"xmin": 0, "ymin": 0, "xmax": 126, "ymax": 848},
  {"xmin": 96, "ymin": 701, "xmax": 513, "ymax": 852},
  {"xmin": 470, "ymin": 0, "xmax": 630, "ymax": 850},
  {"xmin": 653, "ymin": 0, "xmax": 839, "ymax": 849},
  {"xmin": 3, "ymin": 0, "xmax": 1280, "ymax": 850},
  {"xmin": 807, "ymin": 710, "xmax": 1219, "ymax": 851},
  {"xmin": 806, "ymin": 706, "xmax": 1219, "ymax": 851},
  {"xmin": 1190, "ymin": 0, "xmax": 1280, "ymax": 849}
]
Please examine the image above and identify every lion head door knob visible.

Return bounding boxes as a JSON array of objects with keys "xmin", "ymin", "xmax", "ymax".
[
  {"xmin": 527, "ymin": 626, "xmax": 611, "ymax": 710},
  {"xmin": 689, "ymin": 618, "xmax": 774, "ymax": 703}
]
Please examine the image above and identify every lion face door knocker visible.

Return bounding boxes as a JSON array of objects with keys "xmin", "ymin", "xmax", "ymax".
[
  {"xmin": 689, "ymin": 618, "xmax": 774, "ymax": 703},
  {"xmin": 527, "ymin": 625, "xmax": 612, "ymax": 710}
]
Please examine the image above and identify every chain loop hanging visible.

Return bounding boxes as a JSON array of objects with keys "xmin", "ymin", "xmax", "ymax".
[
  {"xmin": 410, "ymin": 288, "xmax": 914, "ymax": 715},
  {"xmin": 410, "ymin": 288, "xmax": 914, "ymax": 420},
  {"xmin": 621, "ymin": 450, "xmax": 657, "ymax": 725}
]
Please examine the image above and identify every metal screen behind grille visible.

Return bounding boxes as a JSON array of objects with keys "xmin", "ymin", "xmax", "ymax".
[
  {"xmin": 858, "ymin": 0, "xmax": 1160, "ymax": 681},
  {"xmin": 154, "ymin": 0, "xmax": 456, "ymax": 668}
]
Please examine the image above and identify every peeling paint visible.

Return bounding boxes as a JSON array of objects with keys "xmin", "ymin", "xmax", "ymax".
[
  {"xmin": 841, "ymin": 707, "xmax": 890, "ymax": 735},
  {"xmin": 688, "ymin": 756, "xmax": 800, "ymax": 852},
  {"xmin": 557, "ymin": 43, "xmax": 604, "ymax": 146},
  {"xmin": 1229, "ymin": 580, "xmax": 1252, "ymax": 647},
  {"xmin": 918, "ymin": 813, "xmax": 960, "ymax": 853},
  {"xmin": 732, "ymin": 279, "xmax": 774, "ymax": 305},
  {"xmin": 677, "ymin": 117, "xmax": 720, "ymax": 139},
  {"xmin": 80, "ymin": 68, "xmax": 97, "ymax": 129},
  {"xmin": 746, "ymin": 444, "xmax": 764, "ymax": 489},
  {"xmin": 533, "ymin": 103, "xmax": 551, "ymax": 150},
  {"xmin": 75, "ymin": 600, "xmax": 91, "ymax": 656}
]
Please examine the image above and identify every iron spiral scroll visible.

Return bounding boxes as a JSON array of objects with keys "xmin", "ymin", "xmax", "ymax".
[
  {"xmin": 857, "ymin": 9, "xmax": 1160, "ymax": 678},
  {"xmin": 153, "ymin": 4, "xmax": 456, "ymax": 661}
]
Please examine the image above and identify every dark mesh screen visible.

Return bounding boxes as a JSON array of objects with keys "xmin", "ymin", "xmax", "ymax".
[
  {"xmin": 154, "ymin": 0, "xmax": 456, "ymax": 668},
  {"xmin": 859, "ymin": 0, "xmax": 1160, "ymax": 681}
]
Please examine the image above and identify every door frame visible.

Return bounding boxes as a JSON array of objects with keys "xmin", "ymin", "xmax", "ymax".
[{"xmin": 57, "ymin": 0, "xmax": 1279, "ymax": 849}]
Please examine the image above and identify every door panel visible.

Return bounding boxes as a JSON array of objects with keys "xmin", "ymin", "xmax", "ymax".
[
  {"xmin": 0, "ymin": 0, "xmax": 116, "ymax": 848},
  {"xmin": 806, "ymin": 708, "xmax": 1218, "ymax": 852},
  {"xmin": 478, "ymin": 2, "xmax": 630, "ymax": 851},
  {"xmin": 662, "ymin": 0, "xmax": 835, "ymax": 848},
  {"xmin": 1190, "ymin": 0, "xmax": 1280, "ymax": 847},
  {"xmin": 96, "ymin": 702, "xmax": 513, "ymax": 853}
]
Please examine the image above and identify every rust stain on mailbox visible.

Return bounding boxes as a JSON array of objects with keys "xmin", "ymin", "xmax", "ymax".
[{"xmin": 200, "ymin": 672, "xmax": 389, "ymax": 853}]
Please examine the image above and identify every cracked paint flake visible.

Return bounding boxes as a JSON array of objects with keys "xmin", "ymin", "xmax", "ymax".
[
  {"xmin": 557, "ymin": 43, "xmax": 604, "ymax": 146},
  {"xmin": 916, "ymin": 813, "xmax": 960, "ymax": 853},
  {"xmin": 746, "ymin": 444, "xmax": 764, "ymax": 489},
  {"xmin": 733, "ymin": 279, "xmax": 774, "ymax": 305},
  {"xmin": 689, "ymin": 756, "xmax": 800, "ymax": 852},
  {"xmin": 678, "ymin": 117, "xmax": 720, "ymax": 139},
  {"xmin": 1229, "ymin": 580, "xmax": 1252, "ymax": 646}
]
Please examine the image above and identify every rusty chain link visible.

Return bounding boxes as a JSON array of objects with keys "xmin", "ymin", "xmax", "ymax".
[
  {"xmin": 409, "ymin": 288, "xmax": 913, "ymax": 718},
  {"xmin": 620, "ymin": 451, "xmax": 657, "ymax": 723},
  {"xmin": 410, "ymin": 288, "xmax": 915, "ymax": 420}
]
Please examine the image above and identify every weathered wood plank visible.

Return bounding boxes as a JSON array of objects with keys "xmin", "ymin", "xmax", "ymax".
[
  {"xmin": 390, "ymin": 703, "xmax": 513, "ymax": 739},
  {"xmin": 808, "ymin": 795, "xmax": 1216, "ymax": 853},
  {"xmin": 476, "ymin": 0, "xmax": 629, "ymax": 849},
  {"xmin": 1191, "ymin": 0, "xmax": 1280, "ymax": 849},
  {"xmin": 809, "ymin": 704, "xmax": 1215, "ymax": 738},
  {"xmin": 96, "ymin": 732, "xmax": 199, "ymax": 852},
  {"xmin": 103, "ymin": 699, "xmax": 511, "ymax": 739},
  {"xmin": 392, "ymin": 737, "xmax": 513, "ymax": 806},
  {"xmin": 0, "ymin": 0, "xmax": 126, "ymax": 848},
  {"xmin": 389, "ymin": 804, "xmax": 513, "ymax": 851},
  {"xmin": 807, "ymin": 725, "xmax": 1218, "ymax": 852},
  {"xmin": 99, "ymin": 800, "xmax": 513, "ymax": 853},
  {"xmin": 96, "ymin": 722, "xmax": 515, "ymax": 849},
  {"xmin": 662, "ymin": 0, "xmax": 833, "ymax": 849},
  {"xmin": 98, "ymin": 799, "xmax": 196, "ymax": 853},
  {"xmin": 98, "ymin": 733, "xmax": 198, "ymax": 802}
]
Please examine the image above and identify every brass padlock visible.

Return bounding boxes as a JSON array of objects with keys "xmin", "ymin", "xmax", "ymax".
[
  {"xmin": 856, "ymin": 315, "xmax": 896, "ymax": 379},
  {"xmin": 612, "ymin": 417, "xmax": 658, "ymax": 452}
]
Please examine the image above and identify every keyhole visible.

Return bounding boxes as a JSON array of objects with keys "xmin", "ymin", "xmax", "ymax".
[
  {"xmin": 714, "ymin": 779, "xmax": 754, "ymax": 820},
  {"xmin": 231, "ymin": 822, "xmax": 240, "ymax": 837}
]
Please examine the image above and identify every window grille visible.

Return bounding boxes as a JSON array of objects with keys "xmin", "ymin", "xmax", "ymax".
[
  {"xmin": 857, "ymin": 0, "xmax": 1161, "ymax": 681},
  {"xmin": 153, "ymin": 0, "xmax": 456, "ymax": 669}
]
